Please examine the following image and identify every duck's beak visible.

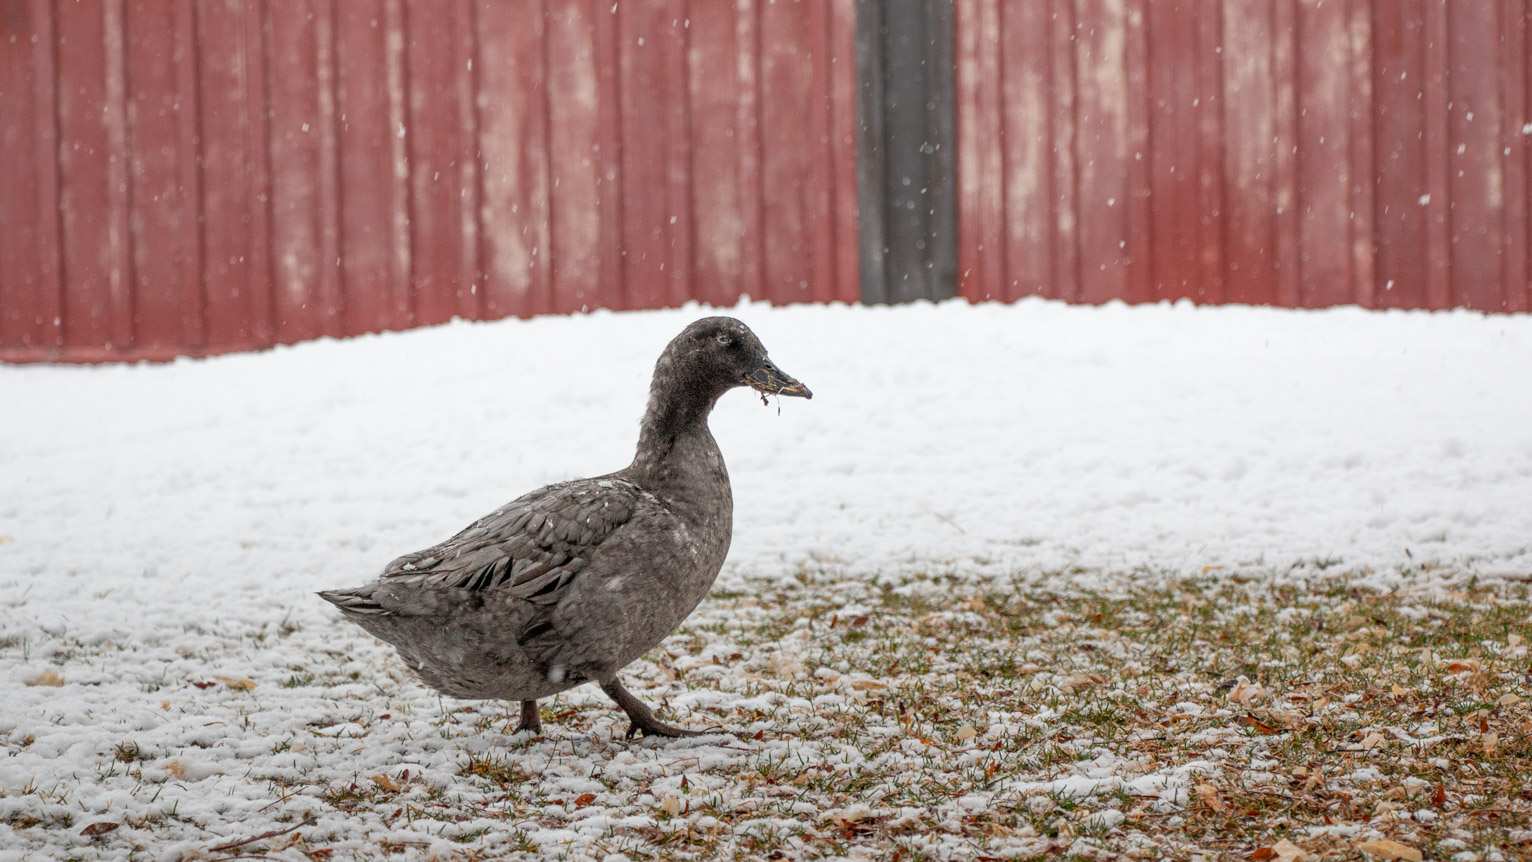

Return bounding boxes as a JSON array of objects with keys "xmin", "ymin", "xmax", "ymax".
[{"xmin": 745, "ymin": 357, "xmax": 813, "ymax": 399}]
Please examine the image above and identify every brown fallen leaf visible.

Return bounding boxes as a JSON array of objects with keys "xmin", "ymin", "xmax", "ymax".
[
  {"xmin": 1226, "ymin": 676, "xmax": 1268, "ymax": 705},
  {"xmin": 1240, "ymin": 714, "xmax": 1280, "ymax": 735},
  {"xmin": 371, "ymin": 773, "xmax": 400, "ymax": 792},
  {"xmin": 212, "ymin": 675, "xmax": 257, "ymax": 691},
  {"xmin": 1195, "ymin": 783, "xmax": 1226, "ymax": 813},
  {"xmin": 1061, "ymin": 672, "xmax": 1107, "ymax": 693},
  {"xmin": 79, "ymin": 822, "xmax": 119, "ymax": 838},
  {"xmin": 26, "ymin": 670, "xmax": 64, "ymax": 687},
  {"xmin": 1431, "ymin": 784, "xmax": 1446, "ymax": 807},
  {"xmin": 1356, "ymin": 839, "xmax": 1422, "ymax": 861},
  {"xmin": 1271, "ymin": 839, "xmax": 1307, "ymax": 862},
  {"xmin": 574, "ymin": 792, "xmax": 596, "ymax": 806}
]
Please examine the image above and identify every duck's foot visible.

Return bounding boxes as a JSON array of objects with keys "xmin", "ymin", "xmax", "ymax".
[
  {"xmin": 600, "ymin": 679, "xmax": 712, "ymax": 739},
  {"xmin": 514, "ymin": 699, "xmax": 542, "ymax": 735}
]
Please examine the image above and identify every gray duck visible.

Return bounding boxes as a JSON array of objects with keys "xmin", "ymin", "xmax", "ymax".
[{"xmin": 319, "ymin": 317, "xmax": 811, "ymax": 738}]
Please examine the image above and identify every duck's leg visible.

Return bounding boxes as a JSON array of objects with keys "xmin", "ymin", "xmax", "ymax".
[
  {"xmin": 600, "ymin": 678, "xmax": 706, "ymax": 739},
  {"xmin": 515, "ymin": 699, "xmax": 542, "ymax": 735}
]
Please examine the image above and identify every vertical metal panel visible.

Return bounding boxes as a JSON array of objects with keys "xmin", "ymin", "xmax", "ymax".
[
  {"xmin": 827, "ymin": 0, "xmax": 861, "ymax": 304},
  {"xmin": 858, "ymin": 0, "xmax": 957, "ymax": 305},
  {"xmin": 476, "ymin": 0, "xmax": 552, "ymax": 319},
  {"xmin": 544, "ymin": 0, "xmax": 605, "ymax": 315},
  {"xmin": 688, "ymin": 0, "xmax": 747, "ymax": 308},
  {"xmin": 1500, "ymin": 0, "xmax": 1530, "ymax": 313},
  {"xmin": 0, "ymin": 0, "xmax": 64, "ymax": 352},
  {"xmin": 264, "ymin": 0, "xmax": 323, "ymax": 343},
  {"xmin": 196, "ymin": 0, "xmax": 272, "ymax": 352},
  {"xmin": 334, "ymin": 0, "xmax": 406, "ymax": 333},
  {"xmin": 1345, "ymin": 0, "xmax": 1376, "ymax": 309},
  {"xmin": 1072, "ymin": 0, "xmax": 1135, "ymax": 305},
  {"xmin": 1219, "ymin": 0, "xmax": 1279, "ymax": 305},
  {"xmin": 404, "ymin": 0, "xmax": 478, "ymax": 326},
  {"xmin": 1295, "ymin": 0, "xmax": 1354, "ymax": 308},
  {"xmin": 617, "ymin": 0, "xmax": 687, "ymax": 310},
  {"xmin": 761, "ymin": 0, "xmax": 819, "ymax": 304},
  {"xmin": 1420, "ymin": 0, "xmax": 1452, "ymax": 310},
  {"xmin": 1371, "ymin": 0, "xmax": 1429, "ymax": 309},
  {"xmin": 953, "ymin": 0, "xmax": 1003, "ymax": 300},
  {"xmin": 124, "ymin": 0, "xmax": 202, "ymax": 351},
  {"xmin": 1445, "ymin": 1, "xmax": 1505, "ymax": 311}
]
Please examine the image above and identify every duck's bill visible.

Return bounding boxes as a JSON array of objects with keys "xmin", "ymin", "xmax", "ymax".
[{"xmin": 745, "ymin": 359, "xmax": 813, "ymax": 399}]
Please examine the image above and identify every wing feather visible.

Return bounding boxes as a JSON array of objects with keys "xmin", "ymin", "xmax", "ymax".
[{"xmin": 371, "ymin": 478, "xmax": 643, "ymax": 609}]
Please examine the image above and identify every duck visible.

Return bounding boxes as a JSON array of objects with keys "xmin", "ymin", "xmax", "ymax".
[{"xmin": 319, "ymin": 316, "xmax": 811, "ymax": 738}]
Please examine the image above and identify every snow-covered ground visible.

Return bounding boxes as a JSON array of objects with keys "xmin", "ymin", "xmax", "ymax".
[{"xmin": 2, "ymin": 298, "xmax": 1529, "ymax": 859}]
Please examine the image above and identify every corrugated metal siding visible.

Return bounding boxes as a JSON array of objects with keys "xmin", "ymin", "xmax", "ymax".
[
  {"xmin": 0, "ymin": 0, "xmax": 859, "ymax": 363},
  {"xmin": 955, "ymin": 0, "xmax": 1532, "ymax": 312}
]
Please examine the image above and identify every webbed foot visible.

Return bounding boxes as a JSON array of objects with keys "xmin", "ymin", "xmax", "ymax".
[{"xmin": 600, "ymin": 678, "xmax": 720, "ymax": 739}]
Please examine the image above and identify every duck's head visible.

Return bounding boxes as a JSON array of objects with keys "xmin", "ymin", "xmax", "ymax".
[{"xmin": 665, "ymin": 317, "xmax": 812, "ymax": 402}]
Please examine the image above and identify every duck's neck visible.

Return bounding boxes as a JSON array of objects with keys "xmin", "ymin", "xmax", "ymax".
[{"xmin": 630, "ymin": 383, "xmax": 721, "ymax": 481}]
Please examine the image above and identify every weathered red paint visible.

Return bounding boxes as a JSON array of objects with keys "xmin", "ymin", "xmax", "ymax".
[
  {"xmin": 1, "ymin": 0, "xmax": 859, "ymax": 363},
  {"xmin": 955, "ymin": 0, "xmax": 1532, "ymax": 314}
]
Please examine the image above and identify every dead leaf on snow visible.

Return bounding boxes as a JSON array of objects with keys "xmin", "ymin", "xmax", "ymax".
[
  {"xmin": 1227, "ymin": 676, "xmax": 1269, "ymax": 705},
  {"xmin": 1271, "ymin": 838, "xmax": 1307, "ymax": 862},
  {"xmin": 1359, "ymin": 731, "xmax": 1387, "ymax": 751},
  {"xmin": 574, "ymin": 793, "xmax": 596, "ymax": 807},
  {"xmin": 849, "ymin": 678, "xmax": 887, "ymax": 691},
  {"xmin": 25, "ymin": 670, "xmax": 64, "ymax": 687},
  {"xmin": 212, "ymin": 674, "xmax": 257, "ymax": 691},
  {"xmin": 79, "ymin": 822, "xmax": 119, "ymax": 838},
  {"xmin": 371, "ymin": 773, "xmax": 400, "ymax": 792},
  {"xmin": 659, "ymin": 795, "xmax": 683, "ymax": 817},
  {"xmin": 1356, "ymin": 839, "xmax": 1422, "ymax": 861},
  {"xmin": 821, "ymin": 803, "xmax": 876, "ymax": 825},
  {"xmin": 1060, "ymin": 672, "xmax": 1107, "ymax": 693},
  {"xmin": 1498, "ymin": 692, "xmax": 1522, "ymax": 707},
  {"xmin": 1483, "ymin": 731, "xmax": 1499, "ymax": 754},
  {"xmin": 1195, "ymin": 783, "xmax": 1226, "ymax": 813},
  {"xmin": 954, "ymin": 724, "xmax": 978, "ymax": 743},
  {"xmin": 1239, "ymin": 715, "xmax": 1280, "ymax": 735}
]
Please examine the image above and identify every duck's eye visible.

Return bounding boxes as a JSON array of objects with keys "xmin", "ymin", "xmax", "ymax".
[{"xmin": 716, "ymin": 332, "xmax": 733, "ymax": 347}]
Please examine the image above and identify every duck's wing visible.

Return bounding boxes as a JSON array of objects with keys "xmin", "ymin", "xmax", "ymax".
[{"xmin": 323, "ymin": 478, "xmax": 647, "ymax": 616}]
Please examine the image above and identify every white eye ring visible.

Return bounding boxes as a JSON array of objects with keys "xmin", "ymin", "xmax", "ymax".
[{"xmin": 716, "ymin": 332, "xmax": 732, "ymax": 346}]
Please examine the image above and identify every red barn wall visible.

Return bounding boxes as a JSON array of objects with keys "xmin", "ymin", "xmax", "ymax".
[
  {"xmin": 4, "ymin": 1, "xmax": 1530, "ymax": 364},
  {"xmin": 0, "ymin": 0, "xmax": 859, "ymax": 363},
  {"xmin": 955, "ymin": 0, "xmax": 1532, "ymax": 313}
]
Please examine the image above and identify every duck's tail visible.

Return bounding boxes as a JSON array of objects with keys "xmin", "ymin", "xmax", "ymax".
[{"xmin": 317, "ymin": 587, "xmax": 392, "ymax": 617}]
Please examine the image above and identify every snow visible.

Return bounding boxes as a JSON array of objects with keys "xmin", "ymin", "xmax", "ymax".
[{"xmin": 1, "ymin": 297, "xmax": 1530, "ymax": 859}]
